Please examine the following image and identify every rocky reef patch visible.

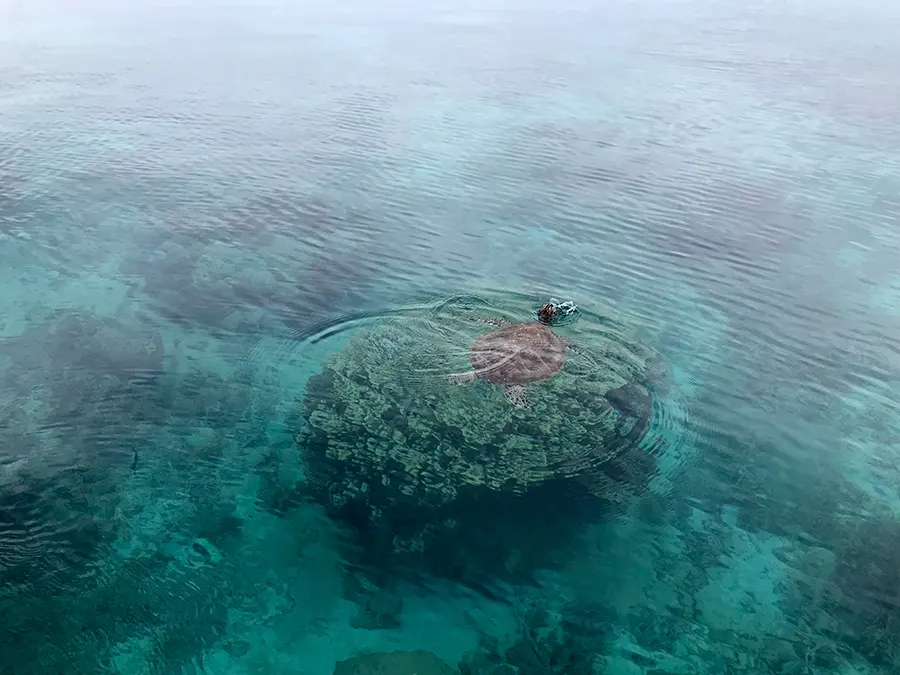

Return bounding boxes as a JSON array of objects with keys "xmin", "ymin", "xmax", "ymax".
[{"xmin": 295, "ymin": 296, "xmax": 667, "ymax": 586}]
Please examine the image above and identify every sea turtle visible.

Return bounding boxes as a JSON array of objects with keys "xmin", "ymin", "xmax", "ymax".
[{"xmin": 447, "ymin": 302, "xmax": 580, "ymax": 407}]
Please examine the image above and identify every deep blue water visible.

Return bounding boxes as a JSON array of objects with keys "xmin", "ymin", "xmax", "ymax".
[{"xmin": 2, "ymin": 0, "xmax": 900, "ymax": 673}]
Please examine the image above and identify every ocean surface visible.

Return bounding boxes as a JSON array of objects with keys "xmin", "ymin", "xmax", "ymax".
[{"xmin": 2, "ymin": 0, "xmax": 900, "ymax": 673}]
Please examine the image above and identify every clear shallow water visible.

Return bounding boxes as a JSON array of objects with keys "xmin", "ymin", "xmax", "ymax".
[{"xmin": 2, "ymin": 0, "xmax": 900, "ymax": 673}]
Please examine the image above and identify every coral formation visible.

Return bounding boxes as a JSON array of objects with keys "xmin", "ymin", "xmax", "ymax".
[{"xmin": 296, "ymin": 297, "xmax": 664, "ymax": 582}]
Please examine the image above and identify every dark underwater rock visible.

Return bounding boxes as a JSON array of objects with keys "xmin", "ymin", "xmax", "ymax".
[
  {"xmin": 224, "ymin": 638, "xmax": 252, "ymax": 658},
  {"xmin": 811, "ymin": 518, "xmax": 900, "ymax": 668},
  {"xmin": 334, "ymin": 650, "xmax": 458, "ymax": 675},
  {"xmin": 606, "ymin": 382, "xmax": 652, "ymax": 443},
  {"xmin": 628, "ymin": 605, "xmax": 683, "ymax": 654},
  {"xmin": 0, "ymin": 470, "xmax": 111, "ymax": 587},
  {"xmin": 348, "ymin": 586, "xmax": 404, "ymax": 630},
  {"xmin": 41, "ymin": 309, "xmax": 165, "ymax": 377},
  {"xmin": 461, "ymin": 601, "xmax": 612, "ymax": 675},
  {"xmin": 0, "ymin": 309, "xmax": 169, "ymax": 450}
]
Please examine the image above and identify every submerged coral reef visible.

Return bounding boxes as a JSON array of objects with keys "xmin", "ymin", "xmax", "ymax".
[{"xmin": 295, "ymin": 297, "xmax": 665, "ymax": 583}]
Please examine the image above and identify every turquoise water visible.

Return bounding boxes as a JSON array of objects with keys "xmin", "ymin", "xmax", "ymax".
[{"xmin": 2, "ymin": 0, "xmax": 900, "ymax": 673}]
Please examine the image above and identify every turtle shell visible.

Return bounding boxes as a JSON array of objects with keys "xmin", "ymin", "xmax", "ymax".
[{"xmin": 469, "ymin": 322, "xmax": 567, "ymax": 385}]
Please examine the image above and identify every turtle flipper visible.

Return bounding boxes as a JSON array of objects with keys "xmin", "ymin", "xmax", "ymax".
[
  {"xmin": 448, "ymin": 370, "xmax": 477, "ymax": 384},
  {"xmin": 504, "ymin": 384, "xmax": 529, "ymax": 407}
]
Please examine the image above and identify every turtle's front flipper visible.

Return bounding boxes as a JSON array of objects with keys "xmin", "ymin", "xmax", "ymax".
[
  {"xmin": 448, "ymin": 370, "xmax": 477, "ymax": 384},
  {"xmin": 504, "ymin": 384, "xmax": 529, "ymax": 407}
]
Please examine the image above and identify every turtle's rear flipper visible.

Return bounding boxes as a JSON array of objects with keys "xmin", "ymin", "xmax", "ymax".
[
  {"xmin": 504, "ymin": 384, "xmax": 529, "ymax": 407},
  {"xmin": 448, "ymin": 370, "xmax": 477, "ymax": 384}
]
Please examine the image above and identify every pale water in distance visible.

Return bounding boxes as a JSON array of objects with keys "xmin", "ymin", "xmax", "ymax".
[{"xmin": 1, "ymin": 0, "xmax": 900, "ymax": 673}]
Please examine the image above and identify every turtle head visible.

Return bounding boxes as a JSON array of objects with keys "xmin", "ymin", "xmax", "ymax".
[{"xmin": 537, "ymin": 303, "xmax": 558, "ymax": 325}]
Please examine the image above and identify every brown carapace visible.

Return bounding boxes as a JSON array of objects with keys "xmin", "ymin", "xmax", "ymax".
[{"xmin": 448, "ymin": 309, "xmax": 578, "ymax": 407}]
